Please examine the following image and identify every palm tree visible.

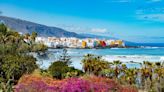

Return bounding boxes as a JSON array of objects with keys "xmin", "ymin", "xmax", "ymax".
[
  {"xmin": 0, "ymin": 24, "xmax": 17, "ymax": 55},
  {"xmin": 81, "ymin": 54, "xmax": 110, "ymax": 76},
  {"xmin": 59, "ymin": 49, "xmax": 71, "ymax": 65},
  {"xmin": 140, "ymin": 61, "xmax": 155, "ymax": 90},
  {"xmin": 112, "ymin": 60, "xmax": 122, "ymax": 78},
  {"xmin": 31, "ymin": 32, "xmax": 37, "ymax": 42},
  {"xmin": 82, "ymin": 54, "xmax": 93, "ymax": 74},
  {"xmin": 0, "ymin": 24, "xmax": 9, "ymax": 44},
  {"xmin": 154, "ymin": 62, "xmax": 164, "ymax": 83},
  {"xmin": 125, "ymin": 68, "xmax": 138, "ymax": 85}
]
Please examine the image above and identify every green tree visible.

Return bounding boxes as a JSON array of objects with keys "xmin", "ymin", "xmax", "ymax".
[
  {"xmin": 31, "ymin": 31, "xmax": 37, "ymax": 42},
  {"xmin": 48, "ymin": 61, "xmax": 83, "ymax": 79},
  {"xmin": 0, "ymin": 54, "xmax": 38, "ymax": 82},
  {"xmin": 124, "ymin": 68, "xmax": 138, "ymax": 85},
  {"xmin": 112, "ymin": 60, "xmax": 122, "ymax": 78},
  {"xmin": 31, "ymin": 43, "xmax": 47, "ymax": 53},
  {"xmin": 0, "ymin": 24, "xmax": 11, "ymax": 54},
  {"xmin": 0, "ymin": 24, "xmax": 47, "ymax": 91},
  {"xmin": 59, "ymin": 49, "xmax": 71, "ymax": 65},
  {"xmin": 81, "ymin": 54, "xmax": 110, "ymax": 76},
  {"xmin": 24, "ymin": 33, "xmax": 30, "ymax": 39}
]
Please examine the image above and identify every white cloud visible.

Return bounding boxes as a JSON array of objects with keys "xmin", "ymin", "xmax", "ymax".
[
  {"xmin": 147, "ymin": 0, "xmax": 162, "ymax": 2},
  {"xmin": 136, "ymin": 4, "xmax": 164, "ymax": 22},
  {"xmin": 55, "ymin": 24, "xmax": 89, "ymax": 33},
  {"xmin": 55, "ymin": 24, "xmax": 109, "ymax": 35},
  {"xmin": 137, "ymin": 14, "xmax": 164, "ymax": 22},
  {"xmin": 104, "ymin": 0, "xmax": 163, "ymax": 4},
  {"xmin": 106, "ymin": 0, "xmax": 163, "ymax": 3},
  {"xmin": 90, "ymin": 28, "xmax": 107, "ymax": 33},
  {"xmin": 104, "ymin": 0, "xmax": 134, "ymax": 3},
  {"xmin": 114, "ymin": 0, "xmax": 132, "ymax": 2},
  {"xmin": 138, "ymin": 8, "xmax": 164, "ymax": 14}
]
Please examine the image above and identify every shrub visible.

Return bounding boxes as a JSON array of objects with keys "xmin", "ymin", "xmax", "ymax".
[
  {"xmin": 15, "ymin": 81, "xmax": 58, "ymax": 92},
  {"xmin": 81, "ymin": 54, "xmax": 110, "ymax": 75},
  {"xmin": 48, "ymin": 61, "xmax": 83, "ymax": 79},
  {"xmin": 120, "ymin": 86, "xmax": 138, "ymax": 92},
  {"xmin": 83, "ymin": 75, "xmax": 120, "ymax": 92},
  {"xmin": 14, "ymin": 74, "xmax": 138, "ymax": 92},
  {"xmin": 60, "ymin": 78, "xmax": 91, "ymax": 92},
  {"xmin": 0, "ymin": 54, "xmax": 38, "ymax": 82}
]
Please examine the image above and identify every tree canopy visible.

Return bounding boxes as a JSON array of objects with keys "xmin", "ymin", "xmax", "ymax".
[{"xmin": 0, "ymin": 24, "xmax": 47, "ymax": 89}]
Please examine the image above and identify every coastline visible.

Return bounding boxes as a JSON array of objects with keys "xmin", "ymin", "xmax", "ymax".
[
  {"xmin": 35, "ymin": 48, "xmax": 164, "ymax": 70},
  {"xmin": 47, "ymin": 45, "xmax": 140, "ymax": 49}
]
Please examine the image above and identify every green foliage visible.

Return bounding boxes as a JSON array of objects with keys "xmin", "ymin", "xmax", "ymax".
[
  {"xmin": 81, "ymin": 54, "xmax": 110, "ymax": 75},
  {"xmin": 31, "ymin": 31, "xmax": 37, "ymax": 42},
  {"xmin": 48, "ymin": 61, "xmax": 83, "ymax": 79},
  {"xmin": 17, "ymin": 43, "xmax": 30, "ymax": 53},
  {"xmin": 31, "ymin": 43, "xmax": 48, "ymax": 52},
  {"xmin": 0, "ymin": 23, "xmax": 7, "ymax": 35},
  {"xmin": 0, "ymin": 54, "xmax": 38, "ymax": 82},
  {"xmin": 48, "ymin": 61, "xmax": 70, "ymax": 79},
  {"xmin": 112, "ymin": 60, "xmax": 122, "ymax": 66},
  {"xmin": 64, "ymin": 67, "xmax": 84, "ymax": 78},
  {"xmin": 0, "ymin": 24, "xmax": 47, "ymax": 91},
  {"xmin": 0, "ymin": 79, "xmax": 14, "ymax": 92},
  {"xmin": 59, "ymin": 49, "xmax": 71, "ymax": 65},
  {"xmin": 0, "ymin": 23, "xmax": 47, "ymax": 54},
  {"xmin": 100, "ymin": 68, "xmax": 115, "ymax": 78},
  {"xmin": 39, "ymin": 69, "xmax": 52, "ymax": 77},
  {"xmin": 24, "ymin": 33, "xmax": 30, "ymax": 39},
  {"xmin": 100, "ymin": 61, "xmax": 126, "ymax": 79}
]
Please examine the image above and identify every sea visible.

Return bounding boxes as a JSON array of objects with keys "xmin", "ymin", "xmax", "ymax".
[{"xmin": 35, "ymin": 47, "xmax": 164, "ymax": 70}]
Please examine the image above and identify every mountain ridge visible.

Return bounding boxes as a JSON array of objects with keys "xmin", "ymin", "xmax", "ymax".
[
  {"xmin": 0, "ymin": 16, "xmax": 85, "ymax": 38},
  {"xmin": 0, "ymin": 16, "xmax": 123, "ymax": 40}
]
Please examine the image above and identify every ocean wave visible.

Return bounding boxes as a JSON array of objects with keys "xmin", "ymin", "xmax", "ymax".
[
  {"xmin": 144, "ymin": 46, "xmax": 164, "ymax": 49},
  {"xmin": 110, "ymin": 48, "xmax": 120, "ymax": 49},
  {"xmin": 160, "ymin": 57, "xmax": 164, "ymax": 61},
  {"xmin": 68, "ymin": 51, "xmax": 80, "ymax": 54},
  {"xmin": 103, "ymin": 55, "xmax": 163, "ymax": 62}
]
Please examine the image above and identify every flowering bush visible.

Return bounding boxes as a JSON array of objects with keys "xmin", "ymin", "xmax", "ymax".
[
  {"xmin": 120, "ymin": 87, "xmax": 138, "ymax": 92},
  {"xmin": 15, "ymin": 81, "xmax": 58, "ymax": 92},
  {"xmin": 14, "ymin": 75, "xmax": 138, "ymax": 92},
  {"xmin": 83, "ymin": 75, "xmax": 120, "ymax": 92},
  {"xmin": 60, "ymin": 78, "xmax": 91, "ymax": 92}
]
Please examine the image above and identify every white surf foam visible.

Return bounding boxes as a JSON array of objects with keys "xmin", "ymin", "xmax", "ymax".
[{"xmin": 103, "ymin": 55, "xmax": 162, "ymax": 63}]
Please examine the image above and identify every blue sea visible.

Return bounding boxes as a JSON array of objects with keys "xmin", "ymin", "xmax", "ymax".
[{"xmin": 35, "ymin": 47, "xmax": 164, "ymax": 70}]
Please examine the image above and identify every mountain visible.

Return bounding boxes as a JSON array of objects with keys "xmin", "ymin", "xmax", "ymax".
[
  {"xmin": 0, "ymin": 16, "xmax": 119, "ymax": 39},
  {"xmin": 1, "ymin": 16, "xmax": 163, "ymax": 47},
  {"xmin": 0, "ymin": 16, "xmax": 85, "ymax": 38}
]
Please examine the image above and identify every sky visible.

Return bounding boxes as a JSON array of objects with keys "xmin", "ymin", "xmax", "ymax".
[{"xmin": 0, "ymin": 0, "xmax": 164, "ymax": 43}]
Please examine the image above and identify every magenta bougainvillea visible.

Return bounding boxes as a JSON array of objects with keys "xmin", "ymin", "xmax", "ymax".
[{"xmin": 14, "ymin": 75, "xmax": 138, "ymax": 92}]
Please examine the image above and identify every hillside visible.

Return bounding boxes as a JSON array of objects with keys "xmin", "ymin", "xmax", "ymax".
[
  {"xmin": 0, "ymin": 16, "xmax": 84, "ymax": 38},
  {"xmin": 1, "ymin": 16, "xmax": 163, "ymax": 47}
]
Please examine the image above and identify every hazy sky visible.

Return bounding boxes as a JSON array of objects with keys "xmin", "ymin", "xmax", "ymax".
[{"xmin": 0, "ymin": 0, "xmax": 164, "ymax": 43}]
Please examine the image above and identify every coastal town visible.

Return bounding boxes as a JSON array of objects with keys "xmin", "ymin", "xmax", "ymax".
[{"xmin": 35, "ymin": 37, "xmax": 125, "ymax": 48}]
